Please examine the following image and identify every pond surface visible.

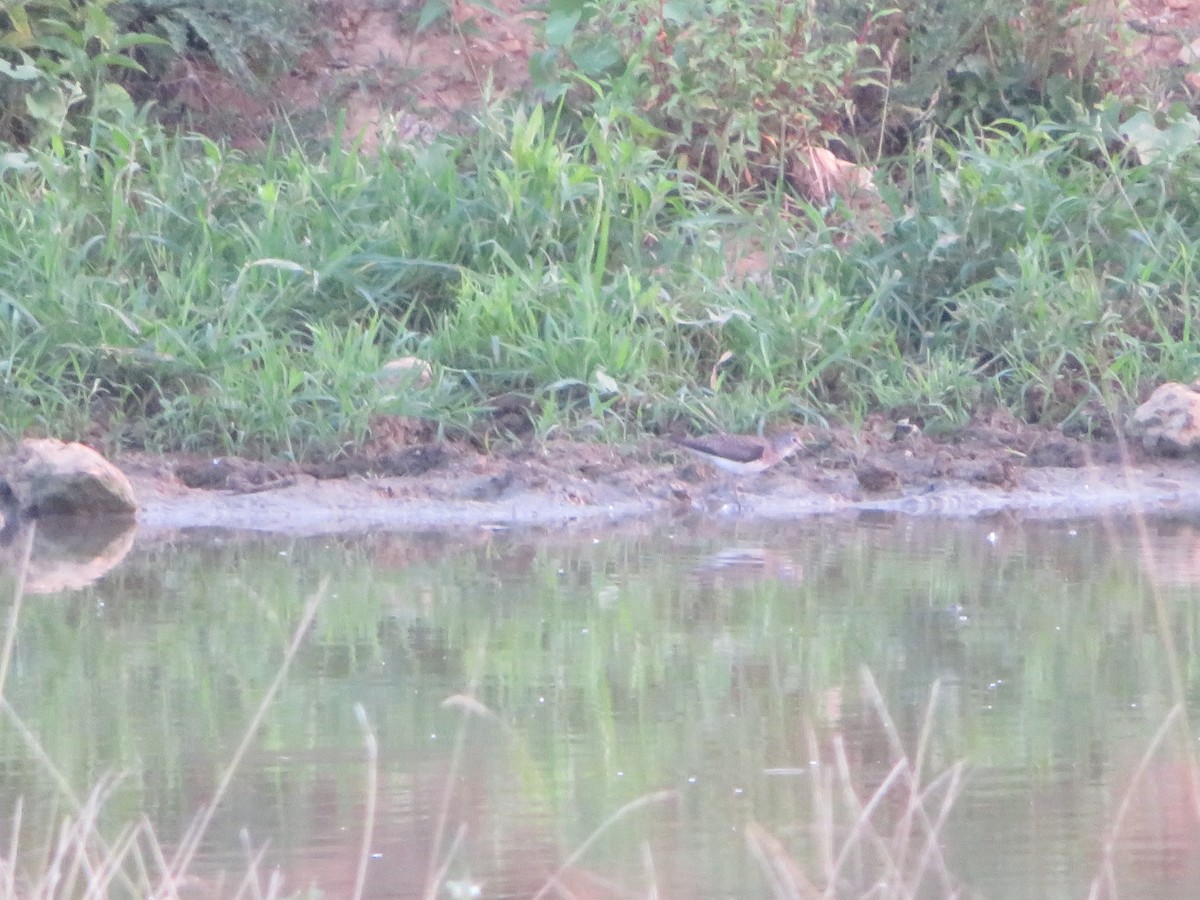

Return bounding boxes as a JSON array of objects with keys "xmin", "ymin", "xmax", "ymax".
[{"xmin": 2, "ymin": 513, "xmax": 1200, "ymax": 899}]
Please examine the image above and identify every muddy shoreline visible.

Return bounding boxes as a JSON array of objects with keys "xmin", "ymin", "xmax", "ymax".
[{"xmin": 123, "ymin": 427, "xmax": 1200, "ymax": 536}]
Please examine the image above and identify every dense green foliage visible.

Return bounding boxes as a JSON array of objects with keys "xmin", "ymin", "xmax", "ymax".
[
  {"xmin": 1, "ymin": 0, "xmax": 1197, "ymax": 457},
  {"xmin": 533, "ymin": 0, "xmax": 1115, "ymax": 175},
  {"xmin": 0, "ymin": 0, "xmax": 307, "ymax": 146}
]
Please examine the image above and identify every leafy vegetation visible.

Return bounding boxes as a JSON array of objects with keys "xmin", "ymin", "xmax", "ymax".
[
  {"xmin": 112, "ymin": 0, "xmax": 310, "ymax": 85},
  {"xmin": 5, "ymin": 5, "xmax": 1200, "ymax": 897},
  {"xmin": 533, "ymin": 0, "xmax": 1120, "ymax": 176},
  {"xmin": 0, "ymin": 0, "xmax": 309, "ymax": 146},
  {"xmin": 0, "ymin": 0, "xmax": 1196, "ymax": 457}
]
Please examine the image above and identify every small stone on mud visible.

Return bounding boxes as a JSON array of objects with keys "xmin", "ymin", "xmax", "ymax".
[
  {"xmin": 1027, "ymin": 439, "xmax": 1087, "ymax": 468},
  {"xmin": 856, "ymin": 460, "xmax": 901, "ymax": 493}
]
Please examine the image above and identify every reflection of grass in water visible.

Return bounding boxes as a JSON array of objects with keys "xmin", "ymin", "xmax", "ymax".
[
  {"xmin": 3, "ymin": 504, "xmax": 1200, "ymax": 897},
  {"xmin": 748, "ymin": 669, "xmax": 966, "ymax": 900},
  {"xmin": 0, "ymin": 529, "xmax": 332, "ymax": 898},
  {"xmin": 0, "ymin": 542, "xmax": 959, "ymax": 898},
  {"xmin": 1086, "ymin": 439, "xmax": 1200, "ymax": 900},
  {"xmin": 0, "ymin": 539, "xmax": 673, "ymax": 899}
]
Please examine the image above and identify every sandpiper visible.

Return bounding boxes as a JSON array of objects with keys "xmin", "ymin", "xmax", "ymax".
[{"xmin": 674, "ymin": 432, "xmax": 803, "ymax": 476}]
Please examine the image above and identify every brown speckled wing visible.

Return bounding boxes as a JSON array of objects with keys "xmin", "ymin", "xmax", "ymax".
[{"xmin": 677, "ymin": 435, "xmax": 766, "ymax": 464}]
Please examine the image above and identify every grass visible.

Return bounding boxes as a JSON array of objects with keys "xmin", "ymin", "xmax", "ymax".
[
  {"xmin": 744, "ymin": 671, "xmax": 967, "ymax": 900},
  {"xmin": 5, "ymin": 0, "xmax": 1196, "ymax": 458},
  {"xmin": 7, "ymin": 98, "xmax": 1200, "ymax": 458}
]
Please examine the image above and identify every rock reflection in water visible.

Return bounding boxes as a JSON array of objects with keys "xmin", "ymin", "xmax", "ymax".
[
  {"xmin": 0, "ymin": 513, "xmax": 135, "ymax": 594},
  {"xmin": 1138, "ymin": 518, "xmax": 1200, "ymax": 588}
]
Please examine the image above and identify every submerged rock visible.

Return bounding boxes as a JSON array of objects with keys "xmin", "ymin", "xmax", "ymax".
[
  {"xmin": 1129, "ymin": 382, "xmax": 1200, "ymax": 455},
  {"xmin": 2, "ymin": 439, "xmax": 137, "ymax": 517}
]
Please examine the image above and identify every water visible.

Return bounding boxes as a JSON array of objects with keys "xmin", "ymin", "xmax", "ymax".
[{"xmin": 1, "ymin": 514, "xmax": 1199, "ymax": 899}]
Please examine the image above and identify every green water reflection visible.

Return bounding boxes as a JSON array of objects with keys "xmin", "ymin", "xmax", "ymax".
[{"xmin": 2, "ymin": 514, "xmax": 1200, "ymax": 898}]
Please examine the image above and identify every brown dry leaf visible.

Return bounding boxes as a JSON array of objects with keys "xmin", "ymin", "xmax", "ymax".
[
  {"xmin": 709, "ymin": 350, "xmax": 734, "ymax": 391},
  {"xmin": 789, "ymin": 145, "xmax": 874, "ymax": 207},
  {"xmin": 789, "ymin": 145, "xmax": 891, "ymax": 241}
]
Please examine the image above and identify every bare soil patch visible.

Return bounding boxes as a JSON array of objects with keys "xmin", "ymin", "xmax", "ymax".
[
  {"xmin": 166, "ymin": 0, "xmax": 537, "ymax": 150},
  {"xmin": 1127, "ymin": 0, "xmax": 1200, "ymax": 91},
  {"xmin": 125, "ymin": 417, "xmax": 1200, "ymax": 535}
]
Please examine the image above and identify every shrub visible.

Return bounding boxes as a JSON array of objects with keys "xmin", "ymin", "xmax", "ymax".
[
  {"xmin": 0, "ymin": 0, "xmax": 312, "ymax": 148},
  {"xmin": 0, "ymin": 0, "xmax": 155, "ymax": 145},
  {"xmin": 532, "ymin": 0, "xmax": 1122, "ymax": 196}
]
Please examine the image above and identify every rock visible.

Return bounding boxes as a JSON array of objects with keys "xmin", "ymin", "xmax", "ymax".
[
  {"xmin": 957, "ymin": 458, "xmax": 1018, "ymax": 488},
  {"xmin": 379, "ymin": 357, "xmax": 433, "ymax": 391},
  {"xmin": 3, "ymin": 439, "xmax": 137, "ymax": 516},
  {"xmin": 1129, "ymin": 382, "xmax": 1200, "ymax": 455},
  {"xmin": 1027, "ymin": 438, "xmax": 1087, "ymax": 468},
  {"xmin": 856, "ymin": 460, "xmax": 901, "ymax": 493}
]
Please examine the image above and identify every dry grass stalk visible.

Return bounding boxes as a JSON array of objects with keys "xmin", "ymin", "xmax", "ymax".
[{"xmin": 747, "ymin": 669, "xmax": 966, "ymax": 900}]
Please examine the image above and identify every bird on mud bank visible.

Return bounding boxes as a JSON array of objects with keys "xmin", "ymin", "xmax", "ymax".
[{"xmin": 673, "ymin": 432, "xmax": 804, "ymax": 477}]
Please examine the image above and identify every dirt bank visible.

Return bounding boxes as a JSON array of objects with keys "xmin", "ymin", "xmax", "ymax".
[{"xmin": 124, "ymin": 420, "xmax": 1200, "ymax": 536}]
